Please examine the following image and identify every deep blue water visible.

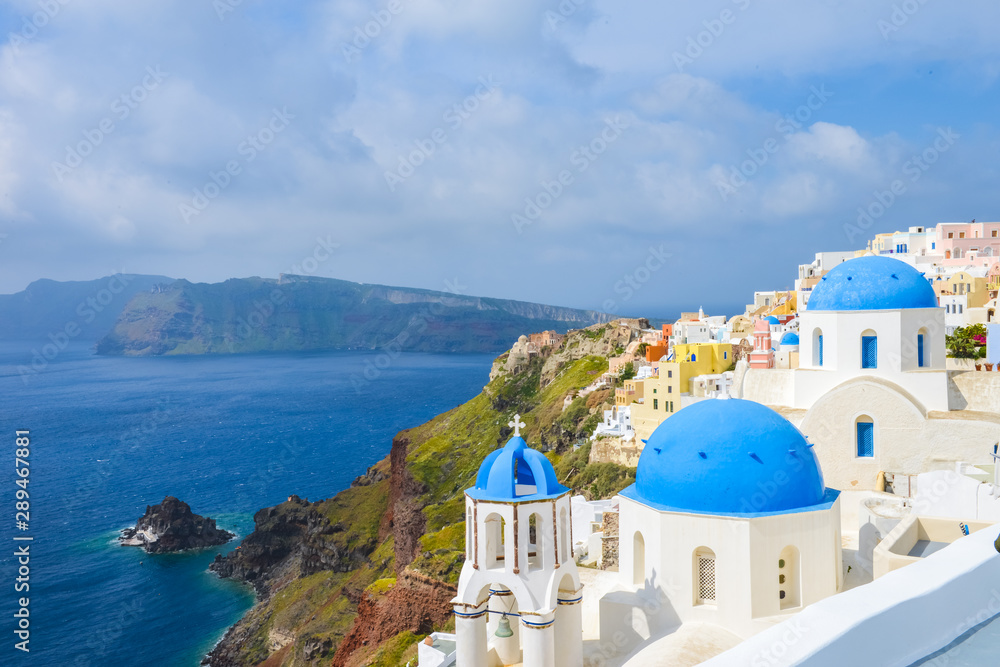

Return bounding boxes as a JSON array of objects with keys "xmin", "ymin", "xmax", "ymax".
[{"xmin": 0, "ymin": 343, "xmax": 493, "ymax": 666}]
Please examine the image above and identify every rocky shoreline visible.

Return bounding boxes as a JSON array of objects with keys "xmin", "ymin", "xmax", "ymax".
[
  {"xmin": 120, "ymin": 496, "xmax": 234, "ymax": 554},
  {"xmin": 197, "ymin": 323, "xmax": 633, "ymax": 665}
]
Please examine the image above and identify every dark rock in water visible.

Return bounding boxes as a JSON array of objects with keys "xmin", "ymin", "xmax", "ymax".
[{"xmin": 120, "ymin": 496, "xmax": 234, "ymax": 554}]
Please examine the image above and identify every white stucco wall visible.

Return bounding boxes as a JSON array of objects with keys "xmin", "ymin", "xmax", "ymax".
[
  {"xmin": 914, "ymin": 469, "xmax": 1000, "ymax": 523},
  {"xmin": 794, "ymin": 378, "xmax": 1000, "ymax": 492},
  {"xmin": 699, "ymin": 525, "xmax": 1000, "ymax": 667},
  {"xmin": 740, "ymin": 368, "xmax": 795, "ymax": 406},
  {"xmin": 948, "ymin": 370, "xmax": 1000, "ymax": 412},
  {"xmin": 613, "ymin": 495, "xmax": 841, "ymax": 641},
  {"xmin": 796, "ymin": 308, "xmax": 949, "ymax": 412}
]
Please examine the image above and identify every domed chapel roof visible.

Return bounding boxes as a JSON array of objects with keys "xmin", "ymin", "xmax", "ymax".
[
  {"xmin": 807, "ymin": 256, "xmax": 937, "ymax": 311},
  {"xmin": 626, "ymin": 399, "xmax": 835, "ymax": 516}
]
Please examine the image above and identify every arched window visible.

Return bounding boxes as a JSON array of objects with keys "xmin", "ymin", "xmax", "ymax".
[
  {"xmin": 812, "ymin": 328, "xmax": 824, "ymax": 367},
  {"xmin": 691, "ymin": 353, "xmax": 697, "ymax": 361},
  {"xmin": 779, "ymin": 546, "xmax": 801, "ymax": 610},
  {"xmin": 861, "ymin": 329, "xmax": 878, "ymax": 369},
  {"xmin": 485, "ymin": 513, "xmax": 506, "ymax": 569},
  {"xmin": 856, "ymin": 415, "xmax": 875, "ymax": 458},
  {"xmin": 528, "ymin": 512, "xmax": 544, "ymax": 571},
  {"xmin": 633, "ymin": 532, "xmax": 645, "ymax": 586},
  {"xmin": 917, "ymin": 328, "xmax": 928, "ymax": 368},
  {"xmin": 694, "ymin": 547, "xmax": 717, "ymax": 605}
]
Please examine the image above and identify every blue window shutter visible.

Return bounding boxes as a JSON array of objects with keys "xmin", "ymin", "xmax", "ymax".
[
  {"xmin": 818, "ymin": 335, "xmax": 824, "ymax": 366},
  {"xmin": 917, "ymin": 334, "xmax": 924, "ymax": 368},
  {"xmin": 861, "ymin": 336, "xmax": 878, "ymax": 369},
  {"xmin": 857, "ymin": 422, "xmax": 874, "ymax": 457}
]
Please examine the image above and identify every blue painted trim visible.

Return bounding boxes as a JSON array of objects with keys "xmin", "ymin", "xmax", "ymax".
[
  {"xmin": 620, "ymin": 485, "xmax": 840, "ymax": 519},
  {"xmin": 466, "ymin": 488, "xmax": 569, "ymax": 503},
  {"xmin": 557, "ymin": 596, "xmax": 583, "ymax": 604}
]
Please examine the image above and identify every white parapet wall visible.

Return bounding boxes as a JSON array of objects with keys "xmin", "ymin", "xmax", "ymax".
[{"xmin": 699, "ymin": 524, "xmax": 1000, "ymax": 667}]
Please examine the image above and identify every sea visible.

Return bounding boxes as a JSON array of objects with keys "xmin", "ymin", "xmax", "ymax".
[{"xmin": 0, "ymin": 342, "xmax": 494, "ymax": 666}]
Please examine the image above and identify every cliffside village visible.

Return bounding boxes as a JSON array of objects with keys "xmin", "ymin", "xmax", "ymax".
[{"xmin": 417, "ymin": 221, "xmax": 1000, "ymax": 667}]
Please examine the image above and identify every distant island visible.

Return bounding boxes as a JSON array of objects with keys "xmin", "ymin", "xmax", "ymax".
[{"xmin": 94, "ymin": 274, "xmax": 613, "ymax": 356}]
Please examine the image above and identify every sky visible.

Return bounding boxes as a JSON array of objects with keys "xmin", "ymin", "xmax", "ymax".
[{"xmin": 1, "ymin": 0, "xmax": 999, "ymax": 318}]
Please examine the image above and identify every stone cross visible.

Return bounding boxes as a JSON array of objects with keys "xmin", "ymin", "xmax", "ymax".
[{"xmin": 508, "ymin": 414, "xmax": 526, "ymax": 438}]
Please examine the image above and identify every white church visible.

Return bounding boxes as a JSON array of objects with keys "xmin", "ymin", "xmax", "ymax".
[
  {"xmin": 422, "ymin": 254, "xmax": 1000, "ymax": 666},
  {"xmin": 452, "ymin": 416, "xmax": 583, "ymax": 667},
  {"xmin": 446, "ymin": 398, "xmax": 844, "ymax": 666},
  {"xmin": 736, "ymin": 255, "xmax": 1000, "ymax": 493}
]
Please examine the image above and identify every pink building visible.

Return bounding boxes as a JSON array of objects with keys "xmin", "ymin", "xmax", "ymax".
[
  {"xmin": 748, "ymin": 319, "xmax": 774, "ymax": 370},
  {"xmin": 936, "ymin": 221, "xmax": 1000, "ymax": 268}
]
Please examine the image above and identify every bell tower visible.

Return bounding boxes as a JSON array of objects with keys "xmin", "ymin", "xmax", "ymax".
[{"xmin": 452, "ymin": 415, "xmax": 583, "ymax": 667}]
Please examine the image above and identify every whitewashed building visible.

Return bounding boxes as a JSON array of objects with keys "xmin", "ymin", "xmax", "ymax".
[
  {"xmin": 738, "ymin": 255, "xmax": 1000, "ymax": 493},
  {"xmin": 452, "ymin": 417, "xmax": 583, "ymax": 667},
  {"xmin": 606, "ymin": 398, "xmax": 842, "ymax": 643}
]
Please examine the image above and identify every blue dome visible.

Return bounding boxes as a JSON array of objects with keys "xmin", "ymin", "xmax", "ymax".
[
  {"xmin": 780, "ymin": 332, "xmax": 800, "ymax": 346},
  {"xmin": 628, "ymin": 399, "xmax": 832, "ymax": 516},
  {"xmin": 807, "ymin": 256, "xmax": 937, "ymax": 311},
  {"xmin": 468, "ymin": 436, "xmax": 568, "ymax": 502},
  {"xmin": 765, "ymin": 315, "xmax": 780, "ymax": 325}
]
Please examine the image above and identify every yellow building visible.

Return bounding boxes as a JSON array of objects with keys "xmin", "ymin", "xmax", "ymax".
[
  {"xmin": 946, "ymin": 271, "xmax": 990, "ymax": 308},
  {"xmin": 631, "ymin": 342, "xmax": 733, "ymax": 441},
  {"xmin": 615, "ymin": 378, "xmax": 645, "ymax": 407},
  {"xmin": 868, "ymin": 232, "xmax": 897, "ymax": 254}
]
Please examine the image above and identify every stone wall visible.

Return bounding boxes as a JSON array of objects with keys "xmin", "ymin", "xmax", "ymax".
[
  {"xmin": 601, "ymin": 510, "xmax": 619, "ymax": 571},
  {"xmin": 589, "ymin": 436, "xmax": 643, "ymax": 467}
]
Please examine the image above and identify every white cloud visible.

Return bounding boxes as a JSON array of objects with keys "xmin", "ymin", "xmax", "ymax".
[{"xmin": 0, "ymin": 0, "xmax": 997, "ymax": 316}]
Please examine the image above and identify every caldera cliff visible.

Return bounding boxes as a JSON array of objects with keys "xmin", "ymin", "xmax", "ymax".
[{"xmin": 204, "ymin": 322, "xmax": 641, "ymax": 666}]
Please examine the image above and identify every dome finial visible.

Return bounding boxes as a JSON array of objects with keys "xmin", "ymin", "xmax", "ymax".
[{"xmin": 508, "ymin": 413, "xmax": 526, "ymax": 438}]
